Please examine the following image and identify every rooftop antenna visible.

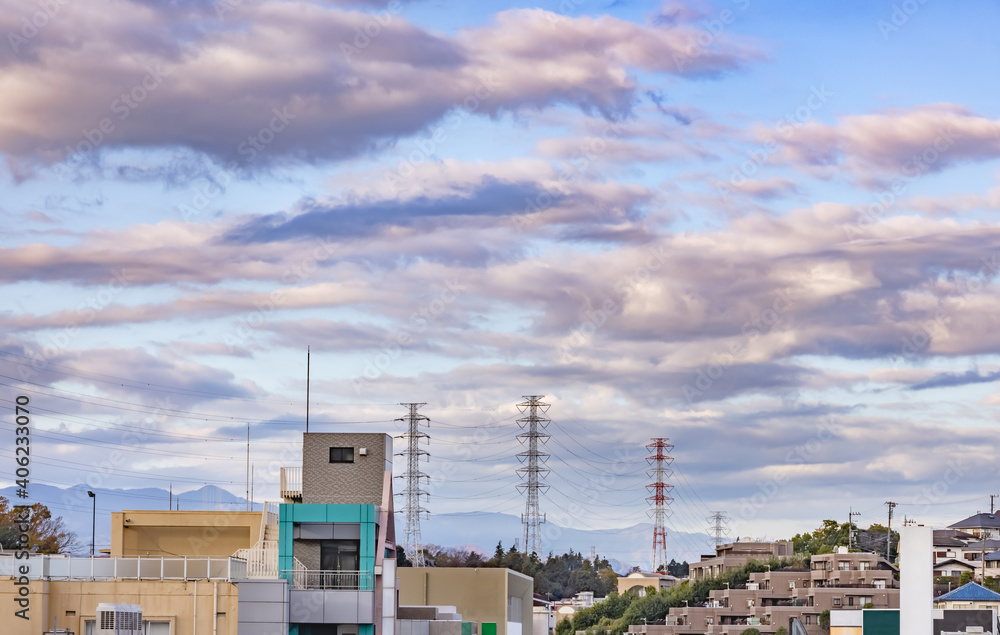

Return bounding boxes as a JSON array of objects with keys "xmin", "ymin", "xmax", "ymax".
[{"xmin": 306, "ymin": 346, "xmax": 311, "ymax": 433}]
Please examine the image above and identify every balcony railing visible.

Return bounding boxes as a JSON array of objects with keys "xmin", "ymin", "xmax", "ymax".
[
  {"xmin": 281, "ymin": 569, "xmax": 373, "ymax": 590},
  {"xmin": 0, "ymin": 555, "xmax": 246, "ymax": 581},
  {"xmin": 281, "ymin": 467, "xmax": 302, "ymax": 499}
]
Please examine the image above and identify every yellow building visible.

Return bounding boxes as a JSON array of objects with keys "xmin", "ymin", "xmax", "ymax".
[
  {"xmin": 398, "ymin": 568, "xmax": 534, "ymax": 635},
  {"xmin": 0, "ymin": 554, "xmax": 245, "ymax": 635},
  {"xmin": 110, "ymin": 510, "xmax": 263, "ymax": 557}
]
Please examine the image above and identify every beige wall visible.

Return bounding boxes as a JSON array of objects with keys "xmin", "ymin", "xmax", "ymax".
[
  {"xmin": 398, "ymin": 568, "xmax": 533, "ymax": 635},
  {"xmin": 111, "ymin": 510, "xmax": 261, "ymax": 557},
  {"xmin": 302, "ymin": 433, "xmax": 392, "ymax": 505},
  {"xmin": 0, "ymin": 578, "xmax": 239, "ymax": 635}
]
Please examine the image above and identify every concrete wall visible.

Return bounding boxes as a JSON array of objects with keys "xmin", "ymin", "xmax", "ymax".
[
  {"xmin": 0, "ymin": 578, "xmax": 239, "ymax": 635},
  {"xmin": 398, "ymin": 568, "xmax": 533, "ymax": 635},
  {"xmin": 302, "ymin": 433, "xmax": 392, "ymax": 505},
  {"xmin": 110, "ymin": 510, "xmax": 260, "ymax": 557}
]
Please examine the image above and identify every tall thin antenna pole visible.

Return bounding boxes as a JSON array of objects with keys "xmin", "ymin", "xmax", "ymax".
[
  {"xmin": 395, "ymin": 403, "xmax": 430, "ymax": 567},
  {"xmin": 306, "ymin": 346, "xmax": 310, "ymax": 434},
  {"xmin": 251, "ymin": 464, "xmax": 254, "ymax": 510},
  {"xmin": 246, "ymin": 423, "xmax": 250, "ymax": 512},
  {"xmin": 707, "ymin": 511, "xmax": 730, "ymax": 550},
  {"xmin": 516, "ymin": 395, "xmax": 551, "ymax": 556},
  {"xmin": 646, "ymin": 438, "xmax": 674, "ymax": 572}
]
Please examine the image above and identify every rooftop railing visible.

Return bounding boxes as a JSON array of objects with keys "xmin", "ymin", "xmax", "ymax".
[{"xmin": 0, "ymin": 555, "xmax": 247, "ymax": 581}]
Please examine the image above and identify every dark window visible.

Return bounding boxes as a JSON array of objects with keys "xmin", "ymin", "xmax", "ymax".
[
  {"xmin": 321, "ymin": 539, "xmax": 360, "ymax": 571},
  {"xmin": 329, "ymin": 447, "xmax": 354, "ymax": 463}
]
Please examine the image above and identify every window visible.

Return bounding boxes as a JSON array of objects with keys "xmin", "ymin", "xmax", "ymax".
[
  {"xmin": 874, "ymin": 579, "xmax": 886, "ymax": 589},
  {"xmin": 848, "ymin": 596, "xmax": 854, "ymax": 606},
  {"xmin": 859, "ymin": 561, "xmax": 871, "ymax": 570},
  {"xmin": 321, "ymin": 539, "xmax": 360, "ymax": 571},
  {"xmin": 860, "ymin": 596, "xmax": 873, "ymax": 606},
  {"xmin": 805, "ymin": 616, "xmax": 812, "ymax": 625},
  {"xmin": 838, "ymin": 561, "xmax": 851, "ymax": 570},
  {"xmin": 833, "ymin": 598, "xmax": 841, "ymax": 606},
  {"xmin": 329, "ymin": 447, "xmax": 354, "ymax": 463}
]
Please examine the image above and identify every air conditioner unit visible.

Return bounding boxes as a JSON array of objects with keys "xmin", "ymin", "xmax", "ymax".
[{"xmin": 96, "ymin": 603, "xmax": 142, "ymax": 635}]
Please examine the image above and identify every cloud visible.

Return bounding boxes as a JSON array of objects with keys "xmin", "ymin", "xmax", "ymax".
[
  {"xmin": 224, "ymin": 176, "xmax": 559, "ymax": 243},
  {"xmin": 0, "ymin": 2, "xmax": 760, "ymax": 172},
  {"xmin": 761, "ymin": 104, "xmax": 1000, "ymax": 182},
  {"xmin": 909, "ymin": 368, "xmax": 1000, "ymax": 391}
]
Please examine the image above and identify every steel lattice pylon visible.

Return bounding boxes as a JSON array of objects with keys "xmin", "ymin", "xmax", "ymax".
[
  {"xmin": 516, "ymin": 395, "xmax": 551, "ymax": 556},
  {"xmin": 646, "ymin": 438, "xmax": 674, "ymax": 572},
  {"xmin": 395, "ymin": 403, "xmax": 430, "ymax": 567},
  {"xmin": 707, "ymin": 511, "xmax": 731, "ymax": 548}
]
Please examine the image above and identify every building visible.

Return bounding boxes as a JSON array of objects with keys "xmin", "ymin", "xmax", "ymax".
[
  {"xmin": 948, "ymin": 513, "xmax": 1000, "ymax": 540},
  {"xmin": 397, "ymin": 568, "xmax": 533, "ymax": 635},
  {"xmin": 830, "ymin": 608, "xmax": 998, "ymax": 634},
  {"xmin": 625, "ymin": 548, "xmax": 898, "ymax": 634},
  {"xmin": 688, "ymin": 541, "xmax": 794, "ymax": 581},
  {"xmin": 618, "ymin": 572, "xmax": 682, "ymax": 596},
  {"xmin": 0, "ymin": 432, "xmax": 400, "ymax": 635},
  {"xmin": 933, "ymin": 581, "xmax": 1000, "ymax": 611}
]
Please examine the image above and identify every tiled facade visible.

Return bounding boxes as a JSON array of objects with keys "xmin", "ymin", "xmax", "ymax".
[{"xmin": 302, "ymin": 432, "xmax": 393, "ymax": 505}]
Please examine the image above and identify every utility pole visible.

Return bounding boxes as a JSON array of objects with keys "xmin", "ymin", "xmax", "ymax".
[
  {"xmin": 707, "ymin": 511, "xmax": 731, "ymax": 549},
  {"xmin": 395, "ymin": 403, "xmax": 430, "ymax": 567},
  {"xmin": 516, "ymin": 395, "xmax": 551, "ymax": 557},
  {"xmin": 885, "ymin": 501, "xmax": 897, "ymax": 562},
  {"xmin": 848, "ymin": 508, "xmax": 861, "ymax": 550},
  {"xmin": 646, "ymin": 438, "xmax": 674, "ymax": 572},
  {"xmin": 991, "ymin": 495, "xmax": 1000, "ymax": 514}
]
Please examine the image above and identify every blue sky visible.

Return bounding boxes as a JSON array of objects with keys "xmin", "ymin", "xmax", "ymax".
[{"xmin": 2, "ymin": 0, "xmax": 1000, "ymax": 564}]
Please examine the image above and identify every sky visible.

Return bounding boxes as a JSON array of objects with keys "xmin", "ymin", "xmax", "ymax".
[{"xmin": 2, "ymin": 0, "xmax": 1000, "ymax": 565}]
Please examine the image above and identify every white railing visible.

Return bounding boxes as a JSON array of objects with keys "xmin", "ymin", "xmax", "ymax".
[
  {"xmin": 257, "ymin": 501, "xmax": 280, "ymax": 544},
  {"xmin": 282, "ymin": 569, "xmax": 373, "ymax": 590},
  {"xmin": 233, "ymin": 541, "xmax": 279, "ymax": 578},
  {"xmin": 0, "ymin": 555, "xmax": 246, "ymax": 581},
  {"xmin": 280, "ymin": 467, "xmax": 302, "ymax": 499}
]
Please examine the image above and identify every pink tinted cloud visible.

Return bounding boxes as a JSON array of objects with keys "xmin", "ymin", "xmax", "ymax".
[
  {"xmin": 0, "ymin": 1, "xmax": 760, "ymax": 169},
  {"xmin": 762, "ymin": 104, "xmax": 1000, "ymax": 182}
]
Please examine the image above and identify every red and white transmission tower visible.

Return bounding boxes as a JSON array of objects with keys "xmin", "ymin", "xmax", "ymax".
[{"xmin": 645, "ymin": 438, "xmax": 674, "ymax": 572}]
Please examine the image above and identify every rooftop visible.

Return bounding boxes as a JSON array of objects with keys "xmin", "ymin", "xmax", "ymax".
[
  {"xmin": 949, "ymin": 513, "xmax": 1000, "ymax": 530},
  {"xmin": 935, "ymin": 582, "xmax": 1000, "ymax": 603}
]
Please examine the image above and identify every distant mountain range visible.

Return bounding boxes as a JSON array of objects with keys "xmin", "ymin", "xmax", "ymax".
[{"xmin": 1, "ymin": 485, "xmax": 712, "ymax": 571}]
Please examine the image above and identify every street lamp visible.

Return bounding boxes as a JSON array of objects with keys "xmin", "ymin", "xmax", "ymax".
[{"xmin": 87, "ymin": 491, "xmax": 96, "ymax": 557}]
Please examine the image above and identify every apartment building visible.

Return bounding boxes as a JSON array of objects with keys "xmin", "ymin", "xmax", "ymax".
[
  {"xmin": 625, "ymin": 547, "xmax": 898, "ymax": 635},
  {"xmin": 688, "ymin": 541, "xmax": 793, "ymax": 581}
]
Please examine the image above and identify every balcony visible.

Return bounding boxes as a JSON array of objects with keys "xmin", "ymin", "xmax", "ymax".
[
  {"xmin": 281, "ymin": 466, "xmax": 302, "ymax": 500},
  {"xmin": 282, "ymin": 569, "xmax": 373, "ymax": 590}
]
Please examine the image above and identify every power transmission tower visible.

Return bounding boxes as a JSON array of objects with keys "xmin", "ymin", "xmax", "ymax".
[
  {"xmin": 885, "ymin": 501, "xmax": 897, "ymax": 562},
  {"xmin": 848, "ymin": 508, "xmax": 861, "ymax": 550},
  {"xmin": 707, "ymin": 511, "xmax": 731, "ymax": 549},
  {"xmin": 395, "ymin": 403, "xmax": 430, "ymax": 567},
  {"xmin": 646, "ymin": 438, "xmax": 674, "ymax": 572},
  {"xmin": 516, "ymin": 395, "xmax": 551, "ymax": 556}
]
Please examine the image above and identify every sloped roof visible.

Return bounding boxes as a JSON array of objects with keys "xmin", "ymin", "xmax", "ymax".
[
  {"xmin": 935, "ymin": 582, "xmax": 1000, "ymax": 603},
  {"xmin": 933, "ymin": 559, "xmax": 976, "ymax": 570},
  {"xmin": 949, "ymin": 513, "xmax": 1000, "ymax": 529}
]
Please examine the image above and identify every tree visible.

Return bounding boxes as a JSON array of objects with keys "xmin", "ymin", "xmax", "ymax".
[
  {"xmin": 819, "ymin": 609, "xmax": 830, "ymax": 630},
  {"xmin": 740, "ymin": 629, "xmax": 761, "ymax": 635},
  {"xmin": 960, "ymin": 571, "xmax": 973, "ymax": 586},
  {"xmin": 396, "ymin": 545, "xmax": 412, "ymax": 567},
  {"xmin": 775, "ymin": 628, "xmax": 788, "ymax": 635},
  {"xmin": 0, "ymin": 497, "xmax": 77, "ymax": 554},
  {"xmin": 555, "ymin": 618, "xmax": 573, "ymax": 635}
]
